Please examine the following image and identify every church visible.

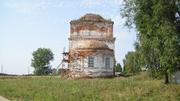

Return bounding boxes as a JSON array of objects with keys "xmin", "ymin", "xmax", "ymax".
[{"xmin": 63, "ymin": 13, "xmax": 116, "ymax": 78}]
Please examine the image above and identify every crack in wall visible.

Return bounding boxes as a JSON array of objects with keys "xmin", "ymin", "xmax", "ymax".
[{"xmin": 61, "ymin": 13, "xmax": 116, "ymax": 79}]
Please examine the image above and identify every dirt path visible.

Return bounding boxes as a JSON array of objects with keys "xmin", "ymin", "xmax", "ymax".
[{"xmin": 0, "ymin": 96, "xmax": 9, "ymax": 101}]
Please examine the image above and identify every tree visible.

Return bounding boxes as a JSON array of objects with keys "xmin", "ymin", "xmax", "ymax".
[
  {"xmin": 123, "ymin": 51, "xmax": 141, "ymax": 75},
  {"xmin": 121, "ymin": 0, "xmax": 180, "ymax": 83},
  {"xmin": 31, "ymin": 48, "xmax": 54, "ymax": 75},
  {"xmin": 115, "ymin": 63, "xmax": 122, "ymax": 72}
]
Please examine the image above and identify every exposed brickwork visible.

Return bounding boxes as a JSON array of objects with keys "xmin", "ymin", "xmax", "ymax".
[
  {"xmin": 61, "ymin": 13, "xmax": 116, "ymax": 79},
  {"xmin": 70, "ymin": 13, "xmax": 114, "ymax": 38}
]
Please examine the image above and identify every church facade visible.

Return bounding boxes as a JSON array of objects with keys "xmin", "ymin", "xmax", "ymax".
[{"xmin": 67, "ymin": 13, "xmax": 116, "ymax": 78}]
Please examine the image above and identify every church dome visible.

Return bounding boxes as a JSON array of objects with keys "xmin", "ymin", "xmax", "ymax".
[
  {"xmin": 70, "ymin": 13, "xmax": 113, "ymax": 24},
  {"xmin": 79, "ymin": 13, "xmax": 105, "ymax": 21}
]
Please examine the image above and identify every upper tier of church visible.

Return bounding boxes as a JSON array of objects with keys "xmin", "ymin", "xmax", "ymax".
[{"xmin": 69, "ymin": 13, "xmax": 114, "ymax": 39}]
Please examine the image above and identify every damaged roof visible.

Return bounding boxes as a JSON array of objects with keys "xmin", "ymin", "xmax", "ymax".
[{"xmin": 70, "ymin": 13, "xmax": 113, "ymax": 23}]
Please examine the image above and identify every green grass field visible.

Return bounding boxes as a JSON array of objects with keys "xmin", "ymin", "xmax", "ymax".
[{"xmin": 0, "ymin": 72, "xmax": 180, "ymax": 101}]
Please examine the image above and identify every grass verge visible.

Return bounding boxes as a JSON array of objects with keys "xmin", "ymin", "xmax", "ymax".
[{"xmin": 0, "ymin": 72, "xmax": 179, "ymax": 101}]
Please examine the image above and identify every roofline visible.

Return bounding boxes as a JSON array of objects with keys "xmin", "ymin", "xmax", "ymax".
[{"xmin": 70, "ymin": 20, "xmax": 114, "ymax": 24}]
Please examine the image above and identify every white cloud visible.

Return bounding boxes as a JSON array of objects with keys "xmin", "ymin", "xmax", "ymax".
[
  {"xmin": 112, "ymin": 15, "xmax": 126, "ymax": 27},
  {"xmin": 4, "ymin": 0, "xmax": 64, "ymax": 15},
  {"xmin": 4, "ymin": 0, "xmax": 123, "ymax": 15},
  {"xmin": 81, "ymin": 0, "xmax": 123, "ymax": 8},
  {"xmin": 112, "ymin": 0, "xmax": 124, "ymax": 6},
  {"xmin": 81, "ymin": 0, "xmax": 103, "ymax": 7}
]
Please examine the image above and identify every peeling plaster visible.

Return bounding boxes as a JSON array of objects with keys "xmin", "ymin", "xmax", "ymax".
[{"xmin": 62, "ymin": 13, "xmax": 116, "ymax": 79}]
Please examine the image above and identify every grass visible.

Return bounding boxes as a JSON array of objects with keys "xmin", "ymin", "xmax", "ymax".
[{"xmin": 0, "ymin": 72, "xmax": 180, "ymax": 101}]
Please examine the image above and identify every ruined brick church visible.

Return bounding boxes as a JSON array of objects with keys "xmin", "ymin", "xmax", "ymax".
[{"xmin": 62, "ymin": 13, "xmax": 116, "ymax": 78}]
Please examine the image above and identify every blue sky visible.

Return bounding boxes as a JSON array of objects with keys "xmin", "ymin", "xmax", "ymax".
[{"xmin": 0, "ymin": 0, "xmax": 136, "ymax": 74}]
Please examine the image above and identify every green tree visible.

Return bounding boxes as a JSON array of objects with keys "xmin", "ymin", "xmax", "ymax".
[
  {"xmin": 31, "ymin": 48, "xmax": 54, "ymax": 75},
  {"xmin": 121, "ymin": 0, "xmax": 180, "ymax": 83},
  {"xmin": 115, "ymin": 63, "xmax": 122, "ymax": 72},
  {"xmin": 123, "ymin": 51, "xmax": 141, "ymax": 75}
]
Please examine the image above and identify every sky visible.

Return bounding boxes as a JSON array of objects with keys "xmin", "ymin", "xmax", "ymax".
[{"xmin": 0, "ymin": 0, "xmax": 136, "ymax": 74}]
